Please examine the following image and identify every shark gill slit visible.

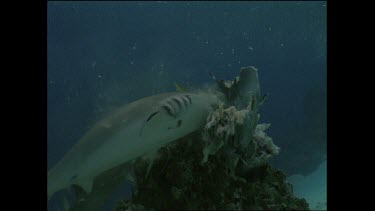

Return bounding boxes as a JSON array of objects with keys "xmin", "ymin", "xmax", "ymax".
[
  {"xmin": 166, "ymin": 100, "xmax": 178, "ymax": 115},
  {"xmin": 185, "ymin": 95, "xmax": 192, "ymax": 104},
  {"xmin": 181, "ymin": 96, "xmax": 189, "ymax": 107},
  {"xmin": 172, "ymin": 97, "xmax": 182, "ymax": 111},
  {"xmin": 162, "ymin": 104, "xmax": 175, "ymax": 117}
]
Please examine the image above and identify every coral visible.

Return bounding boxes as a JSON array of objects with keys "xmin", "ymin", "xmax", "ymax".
[
  {"xmin": 201, "ymin": 105, "xmax": 249, "ymax": 163},
  {"xmin": 202, "ymin": 101, "xmax": 279, "ymax": 174}
]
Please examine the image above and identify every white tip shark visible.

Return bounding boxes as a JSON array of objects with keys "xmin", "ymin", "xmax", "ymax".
[{"xmin": 47, "ymin": 91, "xmax": 221, "ymax": 200}]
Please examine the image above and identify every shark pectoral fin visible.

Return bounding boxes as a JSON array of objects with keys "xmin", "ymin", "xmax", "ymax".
[
  {"xmin": 143, "ymin": 149, "xmax": 159, "ymax": 179},
  {"xmin": 78, "ymin": 179, "xmax": 94, "ymax": 195},
  {"xmin": 146, "ymin": 158, "xmax": 154, "ymax": 179}
]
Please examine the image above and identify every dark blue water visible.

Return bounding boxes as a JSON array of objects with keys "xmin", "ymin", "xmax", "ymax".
[{"xmin": 48, "ymin": 1, "xmax": 326, "ymax": 210}]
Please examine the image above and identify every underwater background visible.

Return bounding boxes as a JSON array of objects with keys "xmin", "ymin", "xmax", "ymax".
[{"xmin": 48, "ymin": 1, "xmax": 326, "ymax": 210}]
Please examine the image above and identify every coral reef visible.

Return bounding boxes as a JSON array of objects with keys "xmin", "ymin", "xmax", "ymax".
[
  {"xmin": 114, "ymin": 131, "xmax": 307, "ymax": 210},
  {"xmin": 202, "ymin": 104, "xmax": 280, "ymax": 171},
  {"xmin": 114, "ymin": 67, "xmax": 308, "ymax": 210}
]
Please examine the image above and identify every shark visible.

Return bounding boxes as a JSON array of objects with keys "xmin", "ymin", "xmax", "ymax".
[{"xmin": 47, "ymin": 91, "xmax": 221, "ymax": 200}]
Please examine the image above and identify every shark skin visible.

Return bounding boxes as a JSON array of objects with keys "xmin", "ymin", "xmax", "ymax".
[{"xmin": 47, "ymin": 91, "xmax": 221, "ymax": 200}]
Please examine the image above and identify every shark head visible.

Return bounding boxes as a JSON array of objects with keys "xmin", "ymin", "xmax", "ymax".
[{"xmin": 139, "ymin": 92, "xmax": 221, "ymax": 146}]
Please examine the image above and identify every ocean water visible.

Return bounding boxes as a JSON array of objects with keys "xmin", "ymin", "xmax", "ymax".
[{"xmin": 47, "ymin": 1, "xmax": 326, "ymax": 210}]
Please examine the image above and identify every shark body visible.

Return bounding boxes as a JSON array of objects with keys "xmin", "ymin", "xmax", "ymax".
[{"xmin": 48, "ymin": 91, "xmax": 220, "ymax": 199}]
